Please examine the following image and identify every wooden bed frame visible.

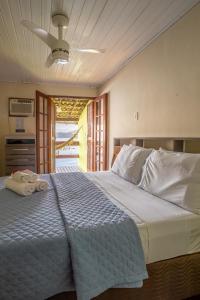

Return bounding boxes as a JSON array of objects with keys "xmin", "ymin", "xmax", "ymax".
[
  {"xmin": 49, "ymin": 252, "xmax": 200, "ymax": 300},
  {"xmin": 49, "ymin": 137, "xmax": 200, "ymax": 300}
]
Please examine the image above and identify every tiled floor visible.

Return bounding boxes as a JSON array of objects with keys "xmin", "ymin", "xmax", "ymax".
[
  {"xmin": 56, "ymin": 166, "xmax": 81, "ymax": 173},
  {"xmin": 56, "ymin": 158, "xmax": 81, "ymax": 173}
]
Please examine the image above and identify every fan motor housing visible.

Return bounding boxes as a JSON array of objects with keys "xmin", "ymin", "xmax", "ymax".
[{"xmin": 52, "ymin": 13, "xmax": 69, "ymax": 28}]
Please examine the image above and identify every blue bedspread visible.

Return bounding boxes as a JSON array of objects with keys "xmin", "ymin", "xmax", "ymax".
[
  {"xmin": 0, "ymin": 175, "xmax": 73, "ymax": 300},
  {"xmin": 0, "ymin": 173, "xmax": 147, "ymax": 300}
]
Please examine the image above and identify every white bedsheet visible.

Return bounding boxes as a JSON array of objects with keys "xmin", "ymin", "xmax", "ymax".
[{"xmin": 86, "ymin": 171, "xmax": 200, "ymax": 264}]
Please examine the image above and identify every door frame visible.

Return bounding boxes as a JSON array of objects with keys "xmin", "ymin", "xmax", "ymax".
[
  {"xmin": 87, "ymin": 100, "xmax": 95, "ymax": 172},
  {"xmin": 36, "ymin": 90, "xmax": 55, "ymax": 173},
  {"xmin": 93, "ymin": 94, "xmax": 108, "ymax": 171},
  {"xmin": 50, "ymin": 95, "xmax": 96, "ymax": 172},
  {"xmin": 36, "ymin": 93, "xmax": 108, "ymax": 172}
]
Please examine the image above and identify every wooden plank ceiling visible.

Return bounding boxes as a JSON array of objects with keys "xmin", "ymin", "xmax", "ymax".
[
  {"xmin": 0, "ymin": 0, "xmax": 199, "ymax": 87},
  {"xmin": 52, "ymin": 97, "xmax": 89, "ymax": 121}
]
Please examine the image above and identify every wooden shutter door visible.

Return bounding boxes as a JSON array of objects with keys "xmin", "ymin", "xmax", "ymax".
[
  {"xmin": 36, "ymin": 90, "xmax": 55, "ymax": 174},
  {"xmin": 50, "ymin": 100, "xmax": 56, "ymax": 173},
  {"xmin": 94, "ymin": 94, "xmax": 108, "ymax": 171},
  {"xmin": 87, "ymin": 101, "xmax": 94, "ymax": 171}
]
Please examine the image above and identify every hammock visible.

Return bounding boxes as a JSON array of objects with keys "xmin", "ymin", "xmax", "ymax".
[{"xmin": 56, "ymin": 126, "xmax": 82, "ymax": 150}]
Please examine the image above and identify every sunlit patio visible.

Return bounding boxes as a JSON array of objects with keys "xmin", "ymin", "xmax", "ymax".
[{"xmin": 56, "ymin": 158, "xmax": 80, "ymax": 173}]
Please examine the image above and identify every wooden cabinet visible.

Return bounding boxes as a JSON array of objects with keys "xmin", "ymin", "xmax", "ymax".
[{"xmin": 5, "ymin": 136, "xmax": 36, "ymax": 175}]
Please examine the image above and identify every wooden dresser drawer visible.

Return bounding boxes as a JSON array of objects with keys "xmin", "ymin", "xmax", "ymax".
[
  {"xmin": 6, "ymin": 155, "xmax": 35, "ymax": 166},
  {"xmin": 6, "ymin": 144, "xmax": 36, "ymax": 155},
  {"xmin": 5, "ymin": 136, "xmax": 36, "ymax": 176}
]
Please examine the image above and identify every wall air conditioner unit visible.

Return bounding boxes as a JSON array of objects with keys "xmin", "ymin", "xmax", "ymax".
[{"xmin": 9, "ymin": 98, "xmax": 34, "ymax": 117}]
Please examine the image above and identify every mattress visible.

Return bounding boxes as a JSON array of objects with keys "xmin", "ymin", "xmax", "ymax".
[{"xmin": 85, "ymin": 171, "xmax": 200, "ymax": 264}]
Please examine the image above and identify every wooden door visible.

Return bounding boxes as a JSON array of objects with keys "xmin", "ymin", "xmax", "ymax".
[
  {"xmin": 94, "ymin": 94, "xmax": 108, "ymax": 171},
  {"xmin": 87, "ymin": 101, "xmax": 94, "ymax": 171},
  {"xmin": 36, "ymin": 90, "xmax": 55, "ymax": 174},
  {"xmin": 87, "ymin": 94, "xmax": 108, "ymax": 171},
  {"xmin": 50, "ymin": 100, "xmax": 56, "ymax": 173}
]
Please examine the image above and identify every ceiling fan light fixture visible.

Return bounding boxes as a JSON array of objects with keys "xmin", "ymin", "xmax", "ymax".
[
  {"xmin": 55, "ymin": 58, "xmax": 69, "ymax": 64},
  {"xmin": 52, "ymin": 49, "xmax": 69, "ymax": 65}
]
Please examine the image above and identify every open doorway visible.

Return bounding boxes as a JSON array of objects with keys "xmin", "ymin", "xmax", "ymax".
[
  {"xmin": 52, "ymin": 97, "xmax": 90, "ymax": 173},
  {"xmin": 55, "ymin": 122, "xmax": 79, "ymax": 172},
  {"xmin": 35, "ymin": 91, "xmax": 108, "ymax": 174}
]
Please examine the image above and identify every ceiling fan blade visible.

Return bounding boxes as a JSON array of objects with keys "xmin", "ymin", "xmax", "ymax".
[
  {"xmin": 21, "ymin": 20, "xmax": 57, "ymax": 48},
  {"xmin": 45, "ymin": 53, "xmax": 55, "ymax": 68},
  {"xmin": 72, "ymin": 48, "xmax": 105, "ymax": 54}
]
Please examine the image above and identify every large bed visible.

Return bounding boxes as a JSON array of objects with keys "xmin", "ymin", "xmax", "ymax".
[
  {"xmin": 52, "ymin": 171, "xmax": 200, "ymax": 300},
  {"xmin": 86, "ymin": 171, "xmax": 200, "ymax": 264},
  {"xmin": 1, "ymin": 137, "xmax": 200, "ymax": 300}
]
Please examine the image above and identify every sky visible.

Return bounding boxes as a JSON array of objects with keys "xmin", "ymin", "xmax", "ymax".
[{"xmin": 56, "ymin": 122, "xmax": 78, "ymax": 141}]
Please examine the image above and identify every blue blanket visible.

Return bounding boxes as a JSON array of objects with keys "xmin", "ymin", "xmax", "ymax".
[
  {"xmin": 0, "ymin": 173, "xmax": 147, "ymax": 300},
  {"xmin": 0, "ymin": 175, "xmax": 73, "ymax": 300},
  {"xmin": 51, "ymin": 173, "xmax": 148, "ymax": 300}
]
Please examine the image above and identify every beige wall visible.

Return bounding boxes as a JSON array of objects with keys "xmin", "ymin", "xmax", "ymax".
[
  {"xmin": 0, "ymin": 82, "xmax": 96, "ymax": 175},
  {"xmin": 99, "ymin": 4, "xmax": 200, "ymax": 167}
]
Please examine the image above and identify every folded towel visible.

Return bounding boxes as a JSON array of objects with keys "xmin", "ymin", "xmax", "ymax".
[
  {"xmin": 23, "ymin": 169, "xmax": 39, "ymax": 182},
  {"xmin": 12, "ymin": 170, "xmax": 38, "ymax": 183},
  {"xmin": 5, "ymin": 177, "xmax": 35, "ymax": 196},
  {"xmin": 35, "ymin": 179, "xmax": 49, "ymax": 192}
]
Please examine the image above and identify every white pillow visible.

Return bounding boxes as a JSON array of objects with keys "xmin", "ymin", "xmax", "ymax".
[
  {"xmin": 112, "ymin": 145, "xmax": 152, "ymax": 184},
  {"xmin": 138, "ymin": 149, "xmax": 200, "ymax": 214}
]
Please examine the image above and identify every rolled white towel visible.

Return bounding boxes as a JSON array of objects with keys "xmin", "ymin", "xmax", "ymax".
[
  {"xmin": 12, "ymin": 170, "xmax": 38, "ymax": 183},
  {"xmin": 5, "ymin": 177, "xmax": 35, "ymax": 196},
  {"xmin": 21, "ymin": 169, "xmax": 39, "ymax": 182},
  {"xmin": 11, "ymin": 171, "xmax": 30, "ymax": 183},
  {"xmin": 35, "ymin": 179, "xmax": 49, "ymax": 192}
]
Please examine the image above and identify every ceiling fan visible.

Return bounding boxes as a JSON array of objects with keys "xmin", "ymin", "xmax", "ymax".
[{"xmin": 21, "ymin": 12, "xmax": 105, "ymax": 67}]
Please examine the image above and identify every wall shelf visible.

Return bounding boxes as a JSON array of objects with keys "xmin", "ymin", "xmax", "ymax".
[{"xmin": 112, "ymin": 137, "xmax": 200, "ymax": 166}]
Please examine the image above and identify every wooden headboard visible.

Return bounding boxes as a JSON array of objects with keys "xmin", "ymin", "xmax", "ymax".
[{"xmin": 112, "ymin": 137, "xmax": 200, "ymax": 166}]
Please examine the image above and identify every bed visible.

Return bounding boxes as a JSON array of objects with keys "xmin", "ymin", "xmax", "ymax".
[
  {"xmin": 49, "ymin": 171, "xmax": 200, "ymax": 300},
  {"xmin": 1, "ymin": 137, "xmax": 200, "ymax": 300}
]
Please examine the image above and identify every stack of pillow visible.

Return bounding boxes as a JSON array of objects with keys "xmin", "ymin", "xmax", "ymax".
[
  {"xmin": 111, "ymin": 145, "xmax": 200, "ymax": 215},
  {"xmin": 4, "ymin": 169, "xmax": 49, "ymax": 196}
]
